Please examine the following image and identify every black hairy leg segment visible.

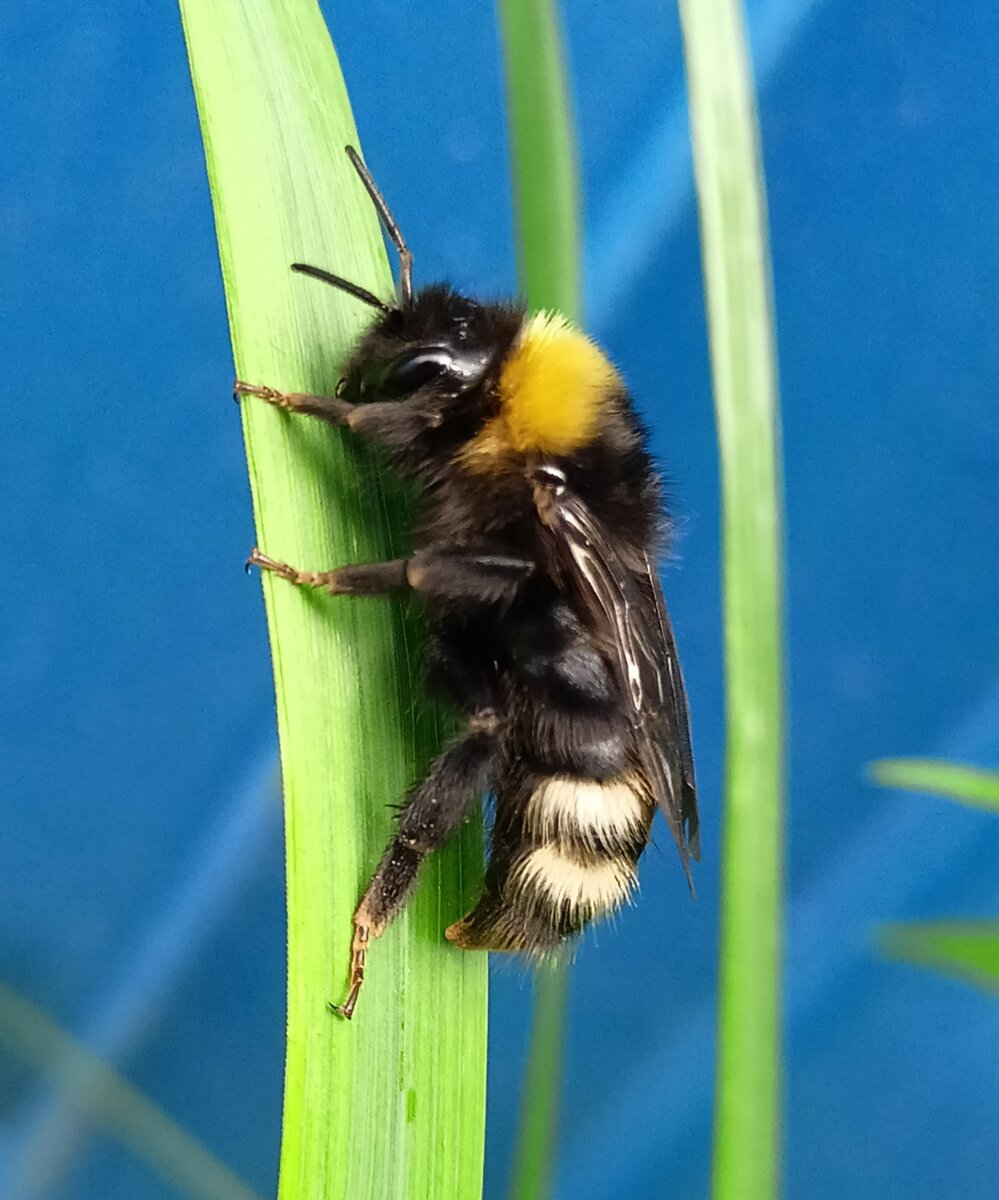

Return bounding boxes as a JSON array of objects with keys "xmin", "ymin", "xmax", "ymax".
[
  {"xmin": 406, "ymin": 549, "xmax": 533, "ymax": 605},
  {"xmin": 334, "ymin": 716, "xmax": 501, "ymax": 1018}
]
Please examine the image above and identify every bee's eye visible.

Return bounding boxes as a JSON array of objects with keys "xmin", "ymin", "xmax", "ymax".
[{"xmin": 378, "ymin": 349, "xmax": 455, "ymax": 398}]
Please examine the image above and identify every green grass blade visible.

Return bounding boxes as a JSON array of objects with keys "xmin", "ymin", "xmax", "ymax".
[
  {"xmin": 179, "ymin": 3, "xmax": 487, "ymax": 1198},
  {"xmin": 497, "ymin": 0, "xmax": 581, "ymax": 318},
  {"xmin": 677, "ymin": 2, "xmax": 786, "ymax": 1197},
  {"xmin": 496, "ymin": 3, "xmax": 581, "ymax": 1199},
  {"xmin": 870, "ymin": 759, "xmax": 999, "ymax": 813},
  {"xmin": 506, "ymin": 966, "xmax": 570, "ymax": 1200},
  {"xmin": 873, "ymin": 762, "xmax": 999, "ymax": 998},
  {"xmin": 878, "ymin": 922, "xmax": 999, "ymax": 996},
  {"xmin": 0, "ymin": 984, "xmax": 261, "ymax": 1200}
]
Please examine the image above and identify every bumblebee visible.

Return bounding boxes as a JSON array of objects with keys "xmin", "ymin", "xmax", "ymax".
[{"xmin": 238, "ymin": 146, "xmax": 699, "ymax": 1018}]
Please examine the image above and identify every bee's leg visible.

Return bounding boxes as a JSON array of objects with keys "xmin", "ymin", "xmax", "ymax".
[
  {"xmin": 234, "ymin": 381, "xmax": 442, "ymax": 447},
  {"xmin": 246, "ymin": 548, "xmax": 408, "ymax": 595},
  {"xmin": 334, "ymin": 713, "xmax": 501, "ymax": 1019},
  {"xmin": 405, "ymin": 549, "xmax": 534, "ymax": 605},
  {"xmin": 233, "ymin": 381, "xmax": 352, "ymax": 425},
  {"xmin": 247, "ymin": 547, "xmax": 533, "ymax": 603}
]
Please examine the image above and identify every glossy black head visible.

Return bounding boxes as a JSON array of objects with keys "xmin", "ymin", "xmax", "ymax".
[
  {"xmin": 336, "ymin": 289, "xmax": 524, "ymax": 480},
  {"xmin": 339, "ymin": 285, "xmax": 520, "ymax": 408},
  {"xmin": 290, "ymin": 147, "xmax": 524, "ymax": 465}
]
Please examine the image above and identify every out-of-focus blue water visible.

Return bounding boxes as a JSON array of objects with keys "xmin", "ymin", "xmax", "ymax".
[{"xmin": 2, "ymin": 2, "xmax": 998, "ymax": 1197}]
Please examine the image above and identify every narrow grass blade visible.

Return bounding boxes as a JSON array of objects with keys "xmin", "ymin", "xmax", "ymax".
[
  {"xmin": 179, "ymin": 3, "xmax": 487, "ymax": 1198},
  {"xmin": 496, "ymin": 3, "xmax": 580, "ymax": 1199},
  {"xmin": 497, "ymin": 0, "xmax": 581, "ymax": 319},
  {"xmin": 878, "ymin": 922, "xmax": 999, "ymax": 996},
  {"xmin": 0, "ymin": 984, "xmax": 260, "ymax": 1200},
  {"xmin": 506, "ymin": 965, "xmax": 570, "ymax": 1200},
  {"xmin": 677, "ymin": 2, "xmax": 786, "ymax": 1197},
  {"xmin": 870, "ymin": 759, "xmax": 999, "ymax": 814}
]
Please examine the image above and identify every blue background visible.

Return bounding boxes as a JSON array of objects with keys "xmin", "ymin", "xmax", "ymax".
[{"xmin": 3, "ymin": 1, "xmax": 999, "ymax": 1197}]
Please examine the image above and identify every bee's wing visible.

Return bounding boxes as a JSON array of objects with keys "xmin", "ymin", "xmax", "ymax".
[{"xmin": 542, "ymin": 487, "xmax": 700, "ymax": 878}]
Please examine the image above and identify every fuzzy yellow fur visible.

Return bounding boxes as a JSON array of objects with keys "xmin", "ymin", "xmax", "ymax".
[{"xmin": 461, "ymin": 311, "xmax": 618, "ymax": 470}]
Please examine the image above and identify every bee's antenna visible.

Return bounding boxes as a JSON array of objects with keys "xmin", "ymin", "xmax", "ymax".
[
  {"xmin": 345, "ymin": 144, "xmax": 414, "ymax": 308},
  {"xmin": 290, "ymin": 263, "xmax": 393, "ymax": 314}
]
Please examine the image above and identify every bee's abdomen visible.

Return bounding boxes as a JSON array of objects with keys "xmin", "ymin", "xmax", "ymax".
[
  {"xmin": 445, "ymin": 591, "xmax": 653, "ymax": 953},
  {"xmin": 513, "ymin": 613, "xmax": 634, "ymax": 780},
  {"xmin": 445, "ymin": 771, "xmax": 653, "ymax": 953},
  {"xmin": 523, "ymin": 774, "xmax": 649, "ymax": 856}
]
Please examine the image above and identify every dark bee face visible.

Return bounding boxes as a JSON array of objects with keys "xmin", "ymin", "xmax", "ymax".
[
  {"xmin": 339, "ymin": 285, "xmax": 522, "ymax": 412},
  {"xmin": 344, "ymin": 342, "xmax": 494, "ymax": 404}
]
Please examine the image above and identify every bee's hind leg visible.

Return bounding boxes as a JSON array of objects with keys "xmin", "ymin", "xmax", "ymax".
[{"xmin": 332, "ymin": 712, "xmax": 502, "ymax": 1019}]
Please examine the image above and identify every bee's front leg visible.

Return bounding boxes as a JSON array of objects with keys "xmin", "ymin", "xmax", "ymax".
[
  {"xmin": 234, "ymin": 380, "xmax": 442, "ymax": 449},
  {"xmin": 233, "ymin": 380, "xmax": 353, "ymax": 425}
]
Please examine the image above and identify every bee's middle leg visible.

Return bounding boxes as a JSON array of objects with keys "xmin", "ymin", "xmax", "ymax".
[
  {"xmin": 247, "ymin": 546, "xmax": 533, "ymax": 602},
  {"xmin": 246, "ymin": 548, "xmax": 409, "ymax": 595}
]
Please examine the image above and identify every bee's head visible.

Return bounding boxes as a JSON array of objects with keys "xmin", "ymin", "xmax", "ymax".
[
  {"xmin": 288, "ymin": 149, "xmax": 521, "ymax": 452},
  {"xmin": 337, "ymin": 286, "xmax": 521, "ymax": 415}
]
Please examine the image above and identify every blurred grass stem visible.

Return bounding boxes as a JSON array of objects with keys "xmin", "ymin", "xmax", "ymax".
[
  {"xmin": 677, "ymin": 1, "xmax": 786, "ymax": 1196},
  {"xmin": 0, "ymin": 984, "xmax": 260, "ymax": 1200}
]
